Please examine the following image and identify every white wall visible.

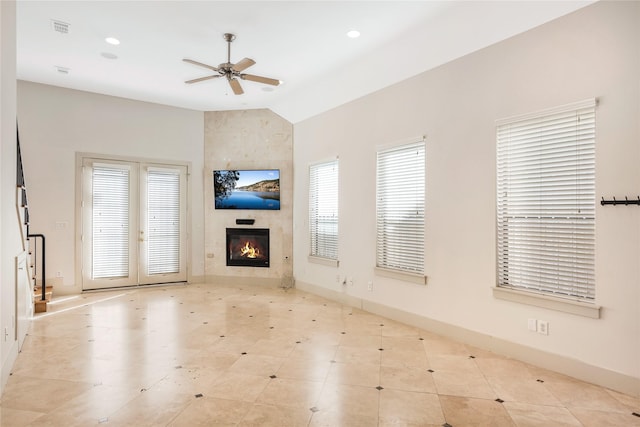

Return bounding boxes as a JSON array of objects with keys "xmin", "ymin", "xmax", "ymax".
[
  {"xmin": 293, "ymin": 1, "xmax": 639, "ymax": 394},
  {"xmin": 16, "ymin": 82, "xmax": 205, "ymax": 294},
  {"xmin": 0, "ymin": 0, "xmax": 21, "ymax": 394},
  {"xmin": 203, "ymin": 109, "xmax": 293, "ymax": 286}
]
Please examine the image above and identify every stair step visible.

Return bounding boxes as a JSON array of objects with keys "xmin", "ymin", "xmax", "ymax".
[{"xmin": 34, "ymin": 298, "xmax": 49, "ymax": 313}]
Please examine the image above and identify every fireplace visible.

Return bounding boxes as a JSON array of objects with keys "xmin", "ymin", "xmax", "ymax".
[{"xmin": 226, "ymin": 228, "xmax": 270, "ymax": 267}]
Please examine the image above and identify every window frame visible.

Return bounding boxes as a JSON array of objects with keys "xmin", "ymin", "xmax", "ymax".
[
  {"xmin": 308, "ymin": 158, "xmax": 339, "ymax": 265},
  {"xmin": 375, "ymin": 138, "xmax": 426, "ymax": 284},
  {"xmin": 495, "ymin": 99, "xmax": 600, "ymax": 317}
]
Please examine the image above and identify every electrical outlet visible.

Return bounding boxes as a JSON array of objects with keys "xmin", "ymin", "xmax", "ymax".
[
  {"xmin": 537, "ymin": 320, "xmax": 549, "ymax": 335},
  {"xmin": 527, "ymin": 318, "xmax": 537, "ymax": 332},
  {"xmin": 56, "ymin": 271, "xmax": 62, "ymax": 278},
  {"xmin": 367, "ymin": 281, "xmax": 373, "ymax": 291}
]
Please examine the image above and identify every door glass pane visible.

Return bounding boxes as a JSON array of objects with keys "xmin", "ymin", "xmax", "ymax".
[
  {"xmin": 92, "ymin": 165, "xmax": 130, "ymax": 279},
  {"xmin": 147, "ymin": 169, "xmax": 180, "ymax": 275}
]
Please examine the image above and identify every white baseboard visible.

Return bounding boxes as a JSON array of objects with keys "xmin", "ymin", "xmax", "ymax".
[
  {"xmin": 204, "ymin": 275, "xmax": 287, "ymax": 288},
  {"xmin": 0, "ymin": 340, "xmax": 19, "ymax": 396},
  {"xmin": 295, "ymin": 280, "xmax": 640, "ymax": 398}
]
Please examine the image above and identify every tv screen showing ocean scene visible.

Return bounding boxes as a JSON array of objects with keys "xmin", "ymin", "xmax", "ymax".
[{"xmin": 214, "ymin": 169, "xmax": 280, "ymax": 210}]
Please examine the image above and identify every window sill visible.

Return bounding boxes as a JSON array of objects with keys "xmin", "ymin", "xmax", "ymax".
[
  {"xmin": 492, "ymin": 286, "xmax": 601, "ymax": 319},
  {"xmin": 308, "ymin": 256, "xmax": 339, "ymax": 268},
  {"xmin": 374, "ymin": 267, "xmax": 427, "ymax": 285}
]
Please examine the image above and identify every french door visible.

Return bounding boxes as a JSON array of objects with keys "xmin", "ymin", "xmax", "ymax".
[{"xmin": 81, "ymin": 158, "xmax": 187, "ymax": 290}]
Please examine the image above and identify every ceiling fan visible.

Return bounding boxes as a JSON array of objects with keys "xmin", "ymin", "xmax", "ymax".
[{"xmin": 183, "ymin": 33, "xmax": 281, "ymax": 95}]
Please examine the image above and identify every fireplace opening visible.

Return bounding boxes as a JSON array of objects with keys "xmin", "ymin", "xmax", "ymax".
[{"xmin": 226, "ymin": 228, "xmax": 270, "ymax": 267}]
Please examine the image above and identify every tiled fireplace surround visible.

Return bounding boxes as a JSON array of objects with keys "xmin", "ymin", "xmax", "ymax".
[{"xmin": 204, "ymin": 109, "xmax": 293, "ymax": 287}]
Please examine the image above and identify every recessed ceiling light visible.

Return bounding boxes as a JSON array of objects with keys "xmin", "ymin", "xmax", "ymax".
[
  {"xmin": 346, "ymin": 30, "xmax": 361, "ymax": 38},
  {"xmin": 101, "ymin": 52, "xmax": 118, "ymax": 60},
  {"xmin": 105, "ymin": 37, "xmax": 120, "ymax": 45}
]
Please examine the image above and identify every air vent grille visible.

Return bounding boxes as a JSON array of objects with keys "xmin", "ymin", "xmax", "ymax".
[
  {"xmin": 51, "ymin": 20, "xmax": 70, "ymax": 34},
  {"xmin": 55, "ymin": 66, "xmax": 70, "ymax": 74}
]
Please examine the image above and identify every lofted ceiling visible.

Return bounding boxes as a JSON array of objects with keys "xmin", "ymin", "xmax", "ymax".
[{"xmin": 16, "ymin": 1, "xmax": 594, "ymax": 124}]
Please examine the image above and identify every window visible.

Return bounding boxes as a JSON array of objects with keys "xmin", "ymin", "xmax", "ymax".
[
  {"xmin": 496, "ymin": 99, "xmax": 596, "ymax": 302},
  {"xmin": 309, "ymin": 159, "xmax": 339, "ymax": 261},
  {"xmin": 376, "ymin": 140, "xmax": 425, "ymax": 276}
]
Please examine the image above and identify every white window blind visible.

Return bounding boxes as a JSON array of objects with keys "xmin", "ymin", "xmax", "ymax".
[
  {"xmin": 309, "ymin": 160, "xmax": 339, "ymax": 260},
  {"xmin": 92, "ymin": 165, "xmax": 130, "ymax": 279},
  {"xmin": 147, "ymin": 169, "xmax": 180, "ymax": 275},
  {"xmin": 376, "ymin": 140, "xmax": 425, "ymax": 274},
  {"xmin": 496, "ymin": 99, "xmax": 596, "ymax": 301}
]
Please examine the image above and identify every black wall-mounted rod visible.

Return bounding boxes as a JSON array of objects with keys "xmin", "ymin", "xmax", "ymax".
[
  {"xmin": 600, "ymin": 196, "xmax": 640, "ymax": 206},
  {"xmin": 27, "ymin": 234, "xmax": 46, "ymax": 302}
]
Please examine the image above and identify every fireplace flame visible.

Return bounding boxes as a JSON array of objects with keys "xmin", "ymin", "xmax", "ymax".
[{"xmin": 240, "ymin": 241, "xmax": 260, "ymax": 259}]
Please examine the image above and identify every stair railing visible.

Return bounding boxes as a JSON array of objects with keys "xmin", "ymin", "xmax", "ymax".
[{"xmin": 17, "ymin": 126, "xmax": 46, "ymax": 304}]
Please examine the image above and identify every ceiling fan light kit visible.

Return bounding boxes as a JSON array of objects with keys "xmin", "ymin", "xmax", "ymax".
[{"xmin": 183, "ymin": 33, "xmax": 280, "ymax": 95}]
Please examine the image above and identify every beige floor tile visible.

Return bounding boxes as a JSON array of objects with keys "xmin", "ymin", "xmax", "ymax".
[
  {"xmin": 103, "ymin": 387, "xmax": 194, "ymax": 427},
  {"xmin": 325, "ymin": 361, "xmax": 381, "ymax": 387},
  {"xmin": 334, "ymin": 345, "xmax": 382, "ymax": 365},
  {"xmin": 238, "ymin": 403, "xmax": 313, "ymax": 426},
  {"xmin": 380, "ymin": 365, "xmax": 437, "ymax": 393},
  {"xmin": 276, "ymin": 357, "xmax": 332, "ymax": 382},
  {"xmin": 486, "ymin": 375, "xmax": 562, "ymax": 406},
  {"xmin": 289, "ymin": 342, "xmax": 338, "ymax": 361},
  {"xmin": 208, "ymin": 372, "xmax": 271, "ymax": 402},
  {"xmin": 309, "ymin": 409, "xmax": 378, "ymax": 427},
  {"xmin": 168, "ymin": 396, "xmax": 252, "ymax": 426},
  {"xmin": 503, "ymin": 401, "xmax": 582, "ymax": 426},
  {"xmin": 0, "ymin": 407, "xmax": 45, "ymax": 427},
  {"xmin": 571, "ymin": 407, "xmax": 640, "ymax": 426},
  {"xmin": 256, "ymin": 378, "xmax": 324, "ymax": 408},
  {"xmin": 432, "ymin": 370, "xmax": 497, "ymax": 399},
  {"xmin": 229, "ymin": 353, "xmax": 286, "ymax": 377},
  {"xmin": 0, "ymin": 375, "xmax": 93, "ymax": 413},
  {"xmin": 316, "ymin": 383, "xmax": 380, "ymax": 418},
  {"xmin": 379, "ymin": 389, "xmax": 445, "ymax": 425},
  {"xmin": 440, "ymin": 395, "xmax": 516, "ymax": 426}
]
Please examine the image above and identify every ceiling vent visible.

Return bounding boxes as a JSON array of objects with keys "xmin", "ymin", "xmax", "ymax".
[
  {"xmin": 55, "ymin": 66, "xmax": 70, "ymax": 74},
  {"xmin": 51, "ymin": 20, "xmax": 70, "ymax": 34}
]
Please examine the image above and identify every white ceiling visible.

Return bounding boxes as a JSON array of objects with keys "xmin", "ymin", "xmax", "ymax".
[{"xmin": 16, "ymin": 1, "xmax": 594, "ymax": 124}]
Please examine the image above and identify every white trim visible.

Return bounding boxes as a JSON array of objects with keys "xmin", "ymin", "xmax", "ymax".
[
  {"xmin": 375, "ymin": 134, "xmax": 426, "ymax": 152},
  {"xmin": 308, "ymin": 255, "xmax": 339, "ymax": 267},
  {"xmin": 495, "ymin": 98, "xmax": 597, "ymax": 126},
  {"xmin": 492, "ymin": 286, "xmax": 601, "ymax": 318},
  {"xmin": 374, "ymin": 266, "xmax": 427, "ymax": 285}
]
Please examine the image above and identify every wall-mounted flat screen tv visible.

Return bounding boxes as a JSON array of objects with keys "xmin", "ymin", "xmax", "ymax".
[{"xmin": 214, "ymin": 169, "xmax": 280, "ymax": 210}]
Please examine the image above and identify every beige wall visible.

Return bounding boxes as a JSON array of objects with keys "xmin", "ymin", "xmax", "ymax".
[
  {"xmin": 0, "ymin": 0, "xmax": 20, "ymax": 394},
  {"xmin": 293, "ymin": 1, "xmax": 640, "ymax": 394},
  {"xmin": 203, "ymin": 109, "xmax": 293, "ymax": 286},
  {"xmin": 16, "ymin": 82, "xmax": 205, "ymax": 294}
]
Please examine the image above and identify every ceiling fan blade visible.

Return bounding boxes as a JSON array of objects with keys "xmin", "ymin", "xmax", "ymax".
[
  {"xmin": 185, "ymin": 75, "xmax": 222, "ymax": 84},
  {"xmin": 183, "ymin": 58, "xmax": 219, "ymax": 72},
  {"xmin": 232, "ymin": 58, "xmax": 256, "ymax": 72},
  {"xmin": 240, "ymin": 74, "xmax": 280, "ymax": 86},
  {"xmin": 228, "ymin": 78, "xmax": 244, "ymax": 95}
]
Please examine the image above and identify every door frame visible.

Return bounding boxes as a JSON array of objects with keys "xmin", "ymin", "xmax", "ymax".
[{"xmin": 75, "ymin": 153, "xmax": 191, "ymax": 290}]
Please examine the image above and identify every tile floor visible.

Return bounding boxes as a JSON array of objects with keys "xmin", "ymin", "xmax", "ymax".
[{"xmin": 1, "ymin": 283, "xmax": 638, "ymax": 426}]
